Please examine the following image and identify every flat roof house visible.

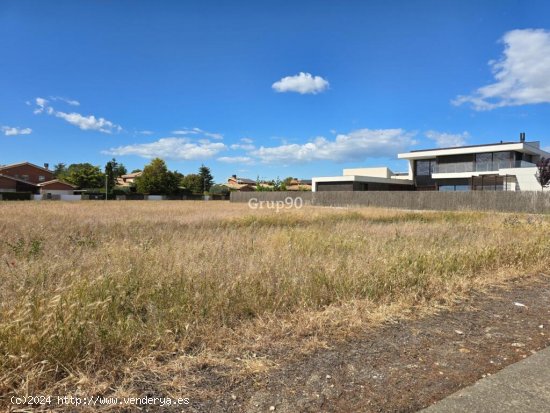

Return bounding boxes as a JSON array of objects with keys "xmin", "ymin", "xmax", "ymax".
[
  {"xmin": 312, "ymin": 135, "xmax": 550, "ymax": 192},
  {"xmin": 313, "ymin": 167, "xmax": 414, "ymax": 192}
]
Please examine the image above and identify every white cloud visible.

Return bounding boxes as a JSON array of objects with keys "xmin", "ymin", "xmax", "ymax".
[
  {"xmin": 103, "ymin": 137, "xmax": 226, "ymax": 160},
  {"xmin": 230, "ymin": 143, "xmax": 255, "ymax": 151},
  {"xmin": 33, "ymin": 97, "xmax": 51, "ymax": 114},
  {"xmin": 250, "ymin": 128, "xmax": 416, "ymax": 164},
  {"xmin": 137, "ymin": 130, "xmax": 154, "ymax": 135},
  {"xmin": 1, "ymin": 126, "xmax": 32, "ymax": 136},
  {"xmin": 54, "ymin": 111, "xmax": 122, "ymax": 133},
  {"xmin": 217, "ymin": 156, "xmax": 253, "ymax": 164},
  {"xmin": 272, "ymin": 72, "xmax": 329, "ymax": 94},
  {"xmin": 425, "ymin": 130, "xmax": 469, "ymax": 147},
  {"xmin": 230, "ymin": 137, "xmax": 255, "ymax": 150},
  {"xmin": 50, "ymin": 96, "xmax": 80, "ymax": 106},
  {"xmin": 453, "ymin": 29, "xmax": 550, "ymax": 110},
  {"xmin": 171, "ymin": 127, "xmax": 223, "ymax": 140},
  {"xmin": 32, "ymin": 97, "xmax": 121, "ymax": 133}
]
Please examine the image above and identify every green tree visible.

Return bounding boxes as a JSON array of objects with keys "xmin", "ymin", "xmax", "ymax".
[
  {"xmin": 104, "ymin": 158, "xmax": 128, "ymax": 193},
  {"xmin": 255, "ymin": 176, "xmax": 273, "ymax": 192},
  {"xmin": 181, "ymin": 173, "xmax": 203, "ymax": 194},
  {"xmin": 134, "ymin": 158, "xmax": 180, "ymax": 195},
  {"xmin": 198, "ymin": 164, "xmax": 214, "ymax": 193},
  {"xmin": 53, "ymin": 163, "xmax": 67, "ymax": 179},
  {"xmin": 209, "ymin": 184, "xmax": 230, "ymax": 196},
  {"xmin": 116, "ymin": 163, "xmax": 128, "ymax": 177},
  {"xmin": 273, "ymin": 176, "xmax": 282, "ymax": 191},
  {"xmin": 131, "ymin": 169, "xmax": 142, "ymax": 174},
  {"xmin": 105, "ymin": 159, "xmax": 117, "ymax": 193},
  {"xmin": 64, "ymin": 163, "xmax": 105, "ymax": 189}
]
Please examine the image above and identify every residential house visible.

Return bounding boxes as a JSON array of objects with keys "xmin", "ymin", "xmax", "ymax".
[
  {"xmin": 225, "ymin": 175, "xmax": 256, "ymax": 191},
  {"xmin": 0, "ymin": 162, "xmax": 76, "ymax": 195},
  {"xmin": 312, "ymin": 135, "xmax": 550, "ymax": 192},
  {"xmin": 286, "ymin": 178, "xmax": 312, "ymax": 191},
  {"xmin": 313, "ymin": 167, "xmax": 414, "ymax": 192},
  {"xmin": 116, "ymin": 171, "xmax": 142, "ymax": 187}
]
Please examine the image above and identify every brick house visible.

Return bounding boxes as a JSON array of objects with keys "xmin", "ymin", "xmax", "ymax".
[{"xmin": 0, "ymin": 162, "xmax": 76, "ymax": 195}]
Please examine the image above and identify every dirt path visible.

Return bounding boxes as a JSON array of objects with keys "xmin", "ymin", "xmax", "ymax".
[{"xmin": 183, "ymin": 274, "xmax": 550, "ymax": 412}]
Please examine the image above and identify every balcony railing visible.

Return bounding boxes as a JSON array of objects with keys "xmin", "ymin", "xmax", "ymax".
[{"xmin": 433, "ymin": 160, "xmax": 536, "ymax": 174}]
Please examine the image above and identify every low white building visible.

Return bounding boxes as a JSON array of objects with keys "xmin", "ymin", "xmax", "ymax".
[
  {"xmin": 312, "ymin": 135, "xmax": 550, "ymax": 192},
  {"xmin": 312, "ymin": 167, "xmax": 413, "ymax": 192}
]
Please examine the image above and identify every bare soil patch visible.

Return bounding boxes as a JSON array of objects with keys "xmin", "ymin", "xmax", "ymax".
[{"xmin": 181, "ymin": 274, "xmax": 550, "ymax": 412}]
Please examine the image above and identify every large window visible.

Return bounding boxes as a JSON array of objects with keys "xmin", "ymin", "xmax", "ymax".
[
  {"xmin": 475, "ymin": 151, "xmax": 514, "ymax": 171},
  {"xmin": 437, "ymin": 179, "xmax": 470, "ymax": 192},
  {"xmin": 415, "ymin": 159, "xmax": 437, "ymax": 190},
  {"xmin": 472, "ymin": 175, "xmax": 506, "ymax": 191},
  {"xmin": 435, "ymin": 154, "xmax": 474, "ymax": 173},
  {"xmin": 475, "ymin": 153, "xmax": 492, "ymax": 171},
  {"xmin": 416, "ymin": 159, "xmax": 435, "ymax": 176}
]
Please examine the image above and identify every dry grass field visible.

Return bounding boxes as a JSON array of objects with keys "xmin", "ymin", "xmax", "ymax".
[{"xmin": 1, "ymin": 201, "xmax": 549, "ymax": 409}]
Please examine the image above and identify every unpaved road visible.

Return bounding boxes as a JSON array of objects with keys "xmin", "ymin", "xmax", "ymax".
[{"xmin": 181, "ymin": 274, "xmax": 550, "ymax": 412}]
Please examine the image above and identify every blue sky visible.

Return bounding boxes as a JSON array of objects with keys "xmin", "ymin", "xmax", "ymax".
[{"xmin": 1, "ymin": 0, "xmax": 550, "ymax": 182}]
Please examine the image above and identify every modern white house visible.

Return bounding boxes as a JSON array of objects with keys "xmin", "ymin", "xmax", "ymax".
[
  {"xmin": 312, "ymin": 135, "xmax": 550, "ymax": 192},
  {"xmin": 312, "ymin": 167, "xmax": 414, "ymax": 192}
]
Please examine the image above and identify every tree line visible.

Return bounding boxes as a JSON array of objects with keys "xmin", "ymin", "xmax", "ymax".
[{"xmin": 54, "ymin": 158, "xmax": 219, "ymax": 195}]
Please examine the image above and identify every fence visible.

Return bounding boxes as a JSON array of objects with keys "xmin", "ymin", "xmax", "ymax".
[
  {"xmin": 230, "ymin": 191, "xmax": 550, "ymax": 213},
  {"xmin": 0, "ymin": 192, "xmax": 32, "ymax": 201}
]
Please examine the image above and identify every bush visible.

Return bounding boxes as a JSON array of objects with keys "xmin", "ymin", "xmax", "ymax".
[{"xmin": 209, "ymin": 184, "xmax": 230, "ymax": 196}]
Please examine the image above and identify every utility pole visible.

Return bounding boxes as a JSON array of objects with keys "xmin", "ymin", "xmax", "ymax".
[{"xmin": 105, "ymin": 173, "xmax": 108, "ymax": 201}]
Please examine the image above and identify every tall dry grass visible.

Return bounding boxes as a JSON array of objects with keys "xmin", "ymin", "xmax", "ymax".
[{"xmin": 0, "ymin": 201, "xmax": 549, "ymax": 403}]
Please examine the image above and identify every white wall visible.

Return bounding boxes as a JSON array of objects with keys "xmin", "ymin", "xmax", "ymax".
[
  {"xmin": 343, "ymin": 167, "xmax": 393, "ymax": 178},
  {"xmin": 500, "ymin": 167, "xmax": 542, "ymax": 191},
  {"xmin": 40, "ymin": 189, "xmax": 74, "ymax": 195},
  {"xmin": 33, "ymin": 194, "xmax": 81, "ymax": 201},
  {"xmin": 60, "ymin": 194, "xmax": 81, "ymax": 201}
]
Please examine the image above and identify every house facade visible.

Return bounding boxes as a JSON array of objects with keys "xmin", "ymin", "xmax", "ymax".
[
  {"xmin": 0, "ymin": 162, "xmax": 55, "ymax": 185},
  {"xmin": 116, "ymin": 171, "xmax": 142, "ymax": 187},
  {"xmin": 0, "ymin": 162, "xmax": 76, "ymax": 196},
  {"xmin": 287, "ymin": 179, "xmax": 312, "ymax": 191},
  {"xmin": 312, "ymin": 167, "xmax": 414, "ymax": 192},
  {"xmin": 225, "ymin": 175, "xmax": 256, "ymax": 191},
  {"xmin": 312, "ymin": 136, "xmax": 550, "ymax": 192}
]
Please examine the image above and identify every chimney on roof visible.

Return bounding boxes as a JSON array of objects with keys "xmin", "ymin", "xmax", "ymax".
[
  {"xmin": 44, "ymin": 163, "xmax": 49, "ymax": 170},
  {"xmin": 232, "ymin": 174, "xmax": 237, "ymax": 179},
  {"xmin": 520, "ymin": 132, "xmax": 526, "ymax": 142}
]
